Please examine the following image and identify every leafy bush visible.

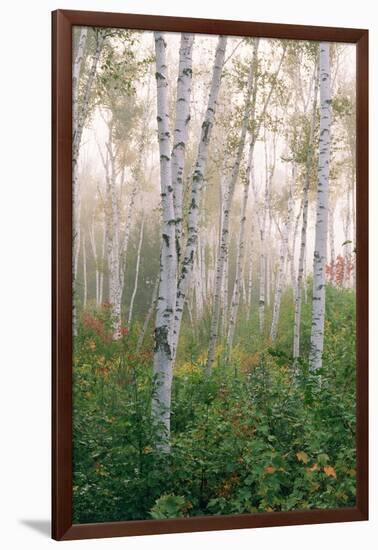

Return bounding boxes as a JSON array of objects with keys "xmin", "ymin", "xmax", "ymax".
[{"xmin": 73, "ymin": 286, "xmax": 356, "ymax": 522}]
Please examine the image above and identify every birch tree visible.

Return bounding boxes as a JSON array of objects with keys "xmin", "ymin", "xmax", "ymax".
[
  {"xmin": 293, "ymin": 63, "xmax": 319, "ymax": 359},
  {"xmin": 172, "ymin": 34, "xmax": 194, "ymax": 263},
  {"xmin": 270, "ymin": 185, "xmax": 294, "ymax": 341},
  {"xmin": 152, "ymin": 34, "xmax": 227, "ymax": 447},
  {"xmin": 73, "ymin": 30, "xmax": 105, "ymax": 280},
  {"xmin": 128, "ymin": 216, "xmax": 145, "ymax": 324},
  {"xmin": 172, "ymin": 36, "xmax": 227, "ymax": 361},
  {"xmin": 106, "ymin": 127, "xmax": 123, "ymax": 339},
  {"xmin": 309, "ymin": 43, "xmax": 332, "ymax": 371},
  {"xmin": 226, "ymin": 41, "xmax": 259, "ymax": 357},
  {"xmin": 206, "ymin": 45, "xmax": 254, "ymax": 373},
  {"xmin": 136, "ymin": 275, "xmax": 159, "ymax": 353},
  {"xmin": 151, "ymin": 32, "xmax": 178, "ymax": 447}
]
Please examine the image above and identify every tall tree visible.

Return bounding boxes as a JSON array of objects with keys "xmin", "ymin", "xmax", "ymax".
[
  {"xmin": 151, "ymin": 32, "xmax": 178, "ymax": 448},
  {"xmin": 73, "ymin": 29, "xmax": 105, "ymax": 280},
  {"xmin": 172, "ymin": 34, "xmax": 195, "ymax": 264},
  {"xmin": 206, "ymin": 43, "xmax": 255, "ymax": 374},
  {"xmin": 128, "ymin": 216, "xmax": 145, "ymax": 324},
  {"xmin": 293, "ymin": 63, "xmax": 319, "ymax": 359},
  {"xmin": 152, "ymin": 34, "xmax": 227, "ymax": 447},
  {"xmin": 309, "ymin": 43, "xmax": 332, "ymax": 371},
  {"xmin": 270, "ymin": 183, "xmax": 294, "ymax": 341},
  {"xmin": 226, "ymin": 41, "xmax": 259, "ymax": 355},
  {"xmin": 172, "ymin": 36, "xmax": 227, "ymax": 362}
]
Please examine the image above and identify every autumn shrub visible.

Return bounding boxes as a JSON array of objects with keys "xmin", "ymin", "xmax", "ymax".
[{"xmin": 72, "ymin": 287, "xmax": 356, "ymax": 522}]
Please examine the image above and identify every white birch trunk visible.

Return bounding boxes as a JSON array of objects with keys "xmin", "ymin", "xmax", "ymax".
[
  {"xmin": 206, "ymin": 45, "xmax": 255, "ymax": 373},
  {"xmin": 151, "ymin": 33, "xmax": 178, "ymax": 448},
  {"xmin": 246, "ymin": 226, "xmax": 254, "ymax": 321},
  {"xmin": 72, "ymin": 28, "xmax": 88, "ymax": 283},
  {"xmin": 309, "ymin": 43, "xmax": 332, "ymax": 371},
  {"xmin": 120, "ymin": 181, "xmax": 138, "ymax": 290},
  {"xmin": 128, "ymin": 217, "xmax": 145, "ymax": 325},
  {"xmin": 289, "ymin": 191, "xmax": 302, "ymax": 298},
  {"xmin": 328, "ymin": 201, "xmax": 336, "ymax": 284},
  {"xmin": 171, "ymin": 36, "xmax": 227, "ymax": 364},
  {"xmin": 82, "ymin": 231, "xmax": 87, "ymax": 308},
  {"xmin": 89, "ymin": 216, "xmax": 99, "ymax": 305},
  {"xmin": 293, "ymin": 66, "xmax": 319, "ymax": 359},
  {"xmin": 226, "ymin": 41, "xmax": 260, "ymax": 355},
  {"xmin": 107, "ymin": 133, "xmax": 122, "ymax": 339},
  {"xmin": 226, "ymin": 170, "xmax": 250, "ymax": 355},
  {"xmin": 72, "ymin": 30, "xmax": 105, "ymax": 335},
  {"xmin": 270, "ymin": 188, "xmax": 293, "ymax": 341},
  {"xmin": 73, "ymin": 31, "xmax": 105, "ymax": 280},
  {"xmin": 137, "ymin": 275, "xmax": 159, "ymax": 353},
  {"xmin": 172, "ymin": 34, "xmax": 194, "ymax": 263},
  {"xmin": 343, "ymin": 181, "xmax": 352, "ymax": 287}
]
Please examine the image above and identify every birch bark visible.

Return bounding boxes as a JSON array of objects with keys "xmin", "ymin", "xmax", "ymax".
[
  {"xmin": 128, "ymin": 217, "xmax": 145, "ymax": 325},
  {"xmin": 309, "ymin": 43, "xmax": 332, "ymax": 371},
  {"xmin": 171, "ymin": 36, "xmax": 227, "ymax": 364},
  {"xmin": 137, "ymin": 275, "xmax": 159, "ymax": 353},
  {"xmin": 172, "ymin": 34, "xmax": 194, "ymax": 263},
  {"xmin": 206, "ymin": 43, "xmax": 255, "ymax": 373},
  {"xmin": 151, "ymin": 33, "xmax": 178, "ymax": 447},
  {"xmin": 293, "ymin": 66, "xmax": 319, "ymax": 359},
  {"xmin": 106, "ymin": 132, "xmax": 122, "ymax": 339}
]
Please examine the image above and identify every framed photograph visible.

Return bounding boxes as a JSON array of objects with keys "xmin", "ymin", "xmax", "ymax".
[{"xmin": 52, "ymin": 9, "xmax": 368, "ymax": 541}]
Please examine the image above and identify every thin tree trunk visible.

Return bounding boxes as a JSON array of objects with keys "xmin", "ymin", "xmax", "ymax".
[
  {"xmin": 289, "ymin": 191, "xmax": 302, "ymax": 298},
  {"xmin": 106, "ymin": 130, "xmax": 122, "ymax": 339},
  {"xmin": 72, "ymin": 27, "xmax": 88, "ymax": 157},
  {"xmin": 73, "ymin": 30, "xmax": 105, "ymax": 280},
  {"xmin": 309, "ymin": 43, "xmax": 332, "ymax": 371},
  {"xmin": 227, "ymin": 41, "xmax": 259, "ymax": 357},
  {"xmin": 100, "ymin": 220, "xmax": 106, "ymax": 305},
  {"xmin": 72, "ymin": 28, "xmax": 87, "ymax": 283},
  {"xmin": 136, "ymin": 275, "xmax": 159, "ymax": 353},
  {"xmin": 293, "ymin": 65, "xmax": 319, "ymax": 359},
  {"xmin": 171, "ymin": 36, "xmax": 228, "ymax": 365},
  {"xmin": 83, "ymin": 231, "xmax": 87, "ymax": 308},
  {"xmin": 270, "ymin": 186, "xmax": 293, "ymax": 341},
  {"xmin": 172, "ymin": 34, "xmax": 194, "ymax": 264},
  {"xmin": 328, "ymin": 201, "xmax": 336, "ymax": 284},
  {"xmin": 89, "ymin": 216, "xmax": 100, "ymax": 305},
  {"xmin": 343, "ymin": 179, "xmax": 352, "ymax": 288},
  {"xmin": 72, "ymin": 30, "xmax": 105, "ymax": 336},
  {"xmin": 128, "ymin": 217, "xmax": 145, "ymax": 325},
  {"xmin": 120, "ymin": 181, "xmax": 138, "ymax": 290},
  {"xmin": 206, "ymin": 44, "xmax": 256, "ymax": 374},
  {"xmin": 151, "ymin": 33, "xmax": 178, "ymax": 449},
  {"xmin": 246, "ymin": 225, "xmax": 254, "ymax": 321}
]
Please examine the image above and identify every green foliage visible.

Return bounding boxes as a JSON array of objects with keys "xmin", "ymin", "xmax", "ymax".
[
  {"xmin": 150, "ymin": 495, "xmax": 188, "ymax": 519},
  {"xmin": 73, "ymin": 286, "xmax": 356, "ymax": 522}
]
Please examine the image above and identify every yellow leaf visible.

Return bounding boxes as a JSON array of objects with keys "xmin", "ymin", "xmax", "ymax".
[
  {"xmin": 143, "ymin": 446, "xmax": 153, "ymax": 454},
  {"xmin": 306, "ymin": 463, "xmax": 318, "ymax": 473},
  {"xmin": 324, "ymin": 465, "xmax": 337, "ymax": 478},
  {"xmin": 265, "ymin": 465, "xmax": 276, "ymax": 474},
  {"xmin": 296, "ymin": 451, "xmax": 309, "ymax": 464}
]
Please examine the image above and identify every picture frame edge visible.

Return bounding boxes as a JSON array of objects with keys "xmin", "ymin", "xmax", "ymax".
[{"xmin": 51, "ymin": 9, "xmax": 369, "ymax": 541}]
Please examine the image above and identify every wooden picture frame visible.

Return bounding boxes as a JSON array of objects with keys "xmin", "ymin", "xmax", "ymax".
[{"xmin": 52, "ymin": 9, "xmax": 368, "ymax": 541}]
